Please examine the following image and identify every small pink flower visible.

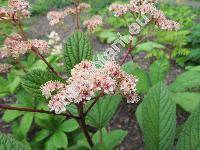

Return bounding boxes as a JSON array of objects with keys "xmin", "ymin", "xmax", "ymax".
[
  {"xmin": 109, "ymin": 3, "xmax": 128, "ymax": 17},
  {"xmin": 83, "ymin": 15, "xmax": 102, "ymax": 31},
  {"xmin": 41, "ymin": 81, "xmax": 66, "ymax": 99},
  {"xmin": 47, "ymin": 11, "xmax": 65, "ymax": 26},
  {"xmin": 31, "ymin": 39, "xmax": 49, "ymax": 55},
  {"xmin": 77, "ymin": 3, "xmax": 91, "ymax": 12}
]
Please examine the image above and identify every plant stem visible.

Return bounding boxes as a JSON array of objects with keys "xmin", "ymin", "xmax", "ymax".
[
  {"xmin": 0, "ymin": 104, "xmax": 78, "ymax": 119},
  {"xmin": 119, "ymin": 34, "xmax": 134, "ymax": 65},
  {"xmin": 75, "ymin": 1, "xmax": 80, "ymax": 30},
  {"xmin": 16, "ymin": 21, "xmax": 61, "ymax": 78},
  {"xmin": 84, "ymin": 92, "xmax": 104, "ymax": 117},
  {"xmin": 77, "ymin": 104, "xmax": 94, "ymax": 147}
]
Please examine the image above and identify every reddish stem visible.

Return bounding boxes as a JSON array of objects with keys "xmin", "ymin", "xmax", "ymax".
[
  {"xmin": 119, "ymin": 34, "xmax": 134, "ymax": 65},
  {"xmin": 0, "ymin": 104, "xmax": 78, "ymax": 119}
]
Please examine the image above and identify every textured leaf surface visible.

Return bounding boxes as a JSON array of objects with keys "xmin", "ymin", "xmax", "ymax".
[
  {"xmin": 21, "ymin": 69, "xmax": 60, "ymax": 98},
  {"xmin": 170, "ymin": 71, "xmax": 200, "ymax": 92},
  {"xmin": 52, "ymin": 131, "xmax": 68, "ymax": 148},
  {"xmin": 59, "ymin": 119, "xmax": 79, "ymax": 132},
  {"xmin": 149, "ymin": 59, "xmax": 170, "ymax": 85},
  {"xmin": 173, "ymin": 92, "xmax": 200, "ymax": 113},
  {"xmin": 63, "ymin": 31, "xmax": 92, "ymax": 75},
  {"xmin": 86, "ymin": 95, "xmax": 122, "ymax": 129},
  {"xmin": 176, "ymin": 103, "xmax": 200, "ymax": 150},
  {"xmin": 137, "ymin": 82, "xmax": 176, "ymax": 150},
  {"xmin": 0, "ymin": 132, "xmax": 30, "ymax": 150}
]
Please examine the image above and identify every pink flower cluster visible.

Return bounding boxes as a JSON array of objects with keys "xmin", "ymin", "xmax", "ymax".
[
  {"xmin": 0, "ymin": 63, "xmax": 12, "ymax": 74},
  {"xmin": 83, "ymin": 15, "xmax": 103, "ymax": 31},
  {"xmin": 3, "ymin": 34, "xmax": 49, "ymax": 58},
  {"xmin": 109, "ymin": 0, "xmax": 180, "ymax": 31},
  {"xmin": 47, "ymin": 3, "xmax": 91, "ymax": 26},
  {"xmin": 0, "ymin": 0, "xmax": 30, "ymax": 21},
  {"xmin": 41, "ymin": 60, "xmax": 138, "ymax": 114}
]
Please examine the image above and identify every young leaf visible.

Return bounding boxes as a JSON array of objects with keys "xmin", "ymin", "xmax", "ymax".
[
  {"xmin": 149, "ymin": 59, "xmax": 170, "ymax": 85},
  {"xmin": 169, "ymin": 71, "xmax": 200, "ymax": 92},
  {"xmin": 52, "ymin": 131, "xmax": 68, "ymax": 148},
  {"xmin": 20, "ymin": 112, "xmax": 34, "ymax": 137},
  {"xmin": 35, "ymin": 129, "xmax": 50, "ymax": 142},
  {"xmin": 63, "ymin": 31, "xmax": 92, "ymax": 76},
  {"xmin": 137, "ymin": 82, "xmax": 176, "ymax": 149},
  {"xmin": 176, "ymin": 103, "xmax": 200, "ymax": 150},
  {"xmin": 59, "ymin": 119, "xmax": 79, "ymax": 132},
  {"xmin": 21, "ymin": 69, "xmax": 60, "ymax": 98},
  {"xmin": 173, "ymin": 92, "xmax": 200, "ymax": 113},
  {"xmin": 0, "ymin": 132, "xmax": 31, "ymax": 150},
  {"xmin": 86, "ymin": 95, "xmax": 122, "ymax": 129}
]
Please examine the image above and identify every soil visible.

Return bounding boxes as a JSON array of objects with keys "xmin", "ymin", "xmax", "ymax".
[{"xmin": 0, "ymin": 6, "xmax": 193, "ymax": 149}]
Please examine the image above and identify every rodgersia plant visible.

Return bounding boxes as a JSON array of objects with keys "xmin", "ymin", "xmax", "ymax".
[{"xmin": 0, "ymin": 0, "xmax": 199, "ymax": 149}]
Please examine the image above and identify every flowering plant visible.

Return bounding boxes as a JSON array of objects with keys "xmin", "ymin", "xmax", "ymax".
[{"xmin": 0, "ymin": 0, "xmax": 200, "ymax": 149}]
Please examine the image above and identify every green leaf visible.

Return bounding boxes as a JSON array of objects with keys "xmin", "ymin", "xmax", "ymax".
[
  {"xmin": 45, "ymin": 136, "xmax": 57, "ymax": 150},
  {"xmin": 170, "ymin": 71, "xmax": 200, "ymax": 92},
  {"xmin": 173, "ymin": 92, "xmax": 200, "ymax": 113},
  {"xmin": 135, "ymin": 41, "xmax": 165, "ymax": 54},
  {"xmin": 20, "ymin": 112, "xmax": 34, "ymax": 137},
  {"xmin": 0, "ymin": 132, "xmax": 31, "ymax": 150},
  {"xmin": 59, "ymin": 119, "xmax": 79, "ymax": 132},
  {"xmin": 21, "ymin": 69, "xmax": 60, "ymax": 98},
  {"xmin": 16, "ymin": 89, "xmax": 34, "ymax": 106},
  {"xmin": 149, "ymin": 59, "xmax": 170, "ymax": 85},
  {"xmin": 63, "ymin": 31, "xmax": 92, "ymax": 76},
  {"xmin": 92, "ymin": 129, "xmax": 127, "ymax": 149},
  {"xmin": 35, "ymin": 129, "xmax": 50, "ymax": 142},
  {"xmin": 122, "ymin": 61, "xmax": 151, "ymax": 94},
  {"xmin": 176, "ymin": 103, "xmax": 200, "ymax": 150},
  {"xmin": 137, "ymin": 82, "xmax": 176, "ymax": 149},
  {"xmin": 86, "ymin": 95, "xmax": 122, "ymax": 129},
  {"xmin": 52, "ymin": 131, "xmax": 68, "ymax": 148},
  {"xmin": 2, "ymin": 109, "xmax": 23, "ymax": 122},
  {"xmin": 104, "ymin": 130, "xmax": 127, "ymax": 149}
]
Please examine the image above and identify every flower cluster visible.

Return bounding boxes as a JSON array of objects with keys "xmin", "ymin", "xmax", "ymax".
[
  {"xmin": 47, "ymin": 3, "xmax": 91, "ymax": 26},
  {"xmin": 41, "ymin": 60, "xmax": 138, "ymax": 114},
  {"xmin": 108, "ymin": 3, "xmax": 128, "ymax": 17},
  {"xmin": 0, "ymin": 63, "xmax": 12, "ymax": 74},
  {"xmin": 48, "ymin": 31, "xmax": 62, "ymax": 55},
  {"xmin": 83, "ymin": 15, "xmax": 103, "ymax": 31},
  {"xmin": 3, "ymin": 33, "xmax": 49, "ymax": 58},
  {"xmin": 109, "ymin": 0, "xmax": 180, "ymax": 31},
  {"xmin": 0, "ymin": 0, "xmax": 30, "ymax": 21}
]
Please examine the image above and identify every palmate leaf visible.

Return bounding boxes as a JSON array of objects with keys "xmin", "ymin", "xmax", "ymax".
[
  {"xmin": 21, "ymin": 69, "xmax": 60, "ymax": 98},
  {"xmin": 149, "ymin": 59, "xmax": 170, "ymax": 85},
  {"xmin": 176, "ymin": 103, "xmax": 200, "ymax": 150},
  {"xmin": 86, "ymin": 95, "xmax": 122, "ymax": 129},
  {"xmin": 63, "ymin": 31, "xmax": 92, "ymax": 76},
  {"xmin": 169, "ymin": 70, "xmax": 200, "ymax": 92},
  {"xmin": 0, "ymin": 132, "xmax": 31, "ymax": 150},
  {"xmin": 136, "ymin": 82, "xmax": 176, "ymax": 150}
]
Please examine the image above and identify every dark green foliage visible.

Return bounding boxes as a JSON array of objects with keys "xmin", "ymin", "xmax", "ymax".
[
  {"xmin": 86, "ymin": 95, "xmax": 122, "ymax": 129},
  {"xmin": 63, "ymin": 31, "xmax": 92, "ymax": 76},
  {"xmin": 176, "ymin": 103, "xmax": 200, "ymax": 149},
  {"xmin": 136, "ymin": 82, "xmax": 176, "ymax": 150},
  {"xmin": 0, "ymin": 132, "xmax": 31, "ymax": 150}
]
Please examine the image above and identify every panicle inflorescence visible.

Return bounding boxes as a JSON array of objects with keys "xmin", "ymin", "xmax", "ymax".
[
  {"xmin": 0, "ymin": 0, "xmax": 30, "ymax": 21},
  {"xmin": 47, "ymin": 2, "xmax": 91, "ymax": 26},
  {"xmin": 109, "ymin": 0, "xmax": 180, "ymax": 31},
  {"xmin": 41, "ymin": 60, "xmax": 139, "ymax": 114},
  {"xmin": 83, "ymin": 15, "xmax": 103, "ymax": 31}
]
